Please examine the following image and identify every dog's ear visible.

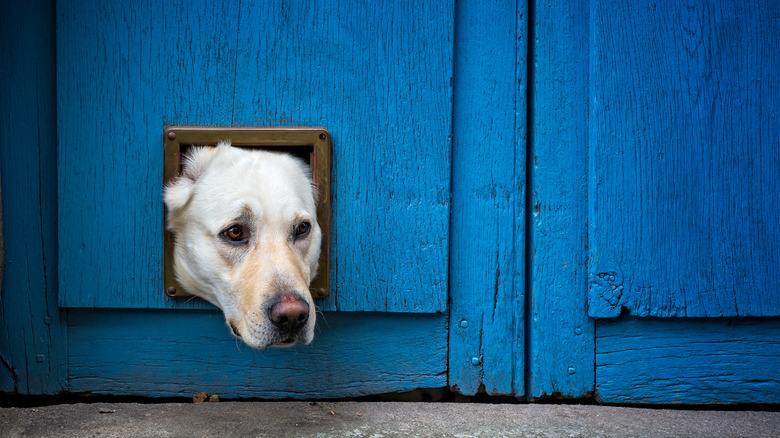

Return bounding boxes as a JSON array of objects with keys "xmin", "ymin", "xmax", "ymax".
[{"xmin": 164, "ymin": 146, "xmax": 220, "ymax": 227}]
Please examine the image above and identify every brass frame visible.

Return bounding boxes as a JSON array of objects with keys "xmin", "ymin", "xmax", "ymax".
[{"xmin": 162, "ymin": 126, "xmax": 332, "ymax": 300}]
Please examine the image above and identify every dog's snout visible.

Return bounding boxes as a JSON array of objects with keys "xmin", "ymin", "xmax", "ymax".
[{"xmin": 268, "ymin": 294, "xmax": 310, "ymax": 334}]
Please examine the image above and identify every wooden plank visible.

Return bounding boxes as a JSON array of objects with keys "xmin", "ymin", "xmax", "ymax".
[
  {"xmin": 448, "ymin": 0, "xmax": 525, "ymax": 397},
  {"xmin": 596, "ymin": 317, "xmax": 780, "ymax": 404},
  {"xmin": 0, "ymin": 0, "xmax": 66, "ymax": 394},
  {"xmin": 57, "ymin": 0, "xmax": 453, "ymax": 312},
  {"xmin": 588, "ymin": 0, "xmax": 780, "ymax": 318},
  {"xmin": 67, "ymin": 311, "xmax": 447, "ymax": 398},
  {"xmin": 526, "ymin": 0, "xmax": 594, "ymax": 398}
]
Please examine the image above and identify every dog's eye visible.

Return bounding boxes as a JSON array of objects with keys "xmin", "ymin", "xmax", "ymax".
[
  {"xmin": 221, "ymin": 225, "xmax": 245, "ymax": 242},
  {"xmin": 294, "ymin": 221, "xmax": 311, "ymax": 239}
]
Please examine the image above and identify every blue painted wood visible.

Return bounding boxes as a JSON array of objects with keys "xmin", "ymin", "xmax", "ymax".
[
  {"xmin": 36, "ymin": 0, "xmax": 780, "ymax": 403},
  {"xmin": 588, "ymin": 0, "xmax": 780, "ymax": 318},
  {"xmin": 0, "ymin": 0, "xmax": 66, "ymax": 394},
  {"xmin": 57, "ymin": 0, "xmax": 453, "ymax": 312},
  {"xmin": 596, "ymin": 317, "xmax": 780, "ymax": 404},
  {"xmin": 526, "ymin": 0, "xmax": 594, "ymax": 399},
  {"xmin": 67, "ymin": 311, "xmax": 447, "ymax": 398},
  {"xmin": 448, "ymin": 0, "xmax": 526, "ymax": 397}
]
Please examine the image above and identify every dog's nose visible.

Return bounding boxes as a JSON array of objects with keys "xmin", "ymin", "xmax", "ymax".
[{"xmin": 268, "ymin": 295, "xmax": 309, "ymax": 334}]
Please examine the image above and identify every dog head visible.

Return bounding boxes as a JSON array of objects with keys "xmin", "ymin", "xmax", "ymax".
[{"xmin": 164, "ymin": 142, "xmax": 321, "ymax": 349}]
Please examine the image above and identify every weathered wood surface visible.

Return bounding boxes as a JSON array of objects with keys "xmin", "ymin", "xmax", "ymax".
[
  {"xmin": 448, "ymin": 0, "xmax": 526, "ymax": 397},
  {"xmin": 57, "ymin": 0, "xmax": 453, "ymax": 312},
  {"xmin": 526, "ymin": 0, "xmax": 594, "ymax": 398},
  {"xmin": 67, "ymin": 311, "xmax": 447, "ymax": 398},
  {"xmin": 588, "ymin": 0, "xmax": 780, "ymax": 318},
  {"xmin": 0, "ymin": 0, "xmax": 65, "ymax": 394},
  {"xmin": 0, "ymin": 0, "xmax": 772, "ymax": 403},
  {"xmin": 596, "ymin": 317, "xmax": 780, "ymax": 404}
]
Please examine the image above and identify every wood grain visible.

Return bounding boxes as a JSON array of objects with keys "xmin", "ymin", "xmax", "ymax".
[
  {"xmin": 448, "ymin": 0, "xmax": 526, "ymax": 397},
  {"xmin": 588, "ymin": 0, "xmax": 780, "ymax": 317},
  {"xmin": 596, "ymin": 317, "xmax": 780, "ymax": 404},
  {"xmin": 57, "ymin": 0, "xmax": 453, "ymax": 312},
  {"xmin": 67, "ymin": 311, "xmax": 447, "ymax": 398},
  {"xmin": 0, "ymin": 0, "xmax": 65, "ymax": 394}
]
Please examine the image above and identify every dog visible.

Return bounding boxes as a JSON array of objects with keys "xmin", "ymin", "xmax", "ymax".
[{"xmin": 164, "ymin": 142, "xmax": 321, "ymax": 349}]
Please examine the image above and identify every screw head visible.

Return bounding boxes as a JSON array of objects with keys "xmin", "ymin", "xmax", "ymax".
[
  {"xmin": 471, "ymin": 357, "xmax": 481, "ymax": 366},
  {"xmin": 574, "ymin": 327, "xmax": 583, "ymax": 335},
  {"xmin": 166, "ymin": 286, "xmax": 177, "ymax": 296},
  {"xmin": 318, "ymin": 132, "xmax": 327, "ymax": 141},
  {"xmin": 167, "ymin": 131, "xmax": 176, "ymax": 141},
  {"xmin": 460, "ymin": 320, "xmax": 469, "ymax": 328}
]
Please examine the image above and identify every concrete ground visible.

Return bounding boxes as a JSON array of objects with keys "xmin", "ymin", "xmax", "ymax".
[{"xmin": 1, "ymin": 402, "xmax": 778, "ymax": 438}]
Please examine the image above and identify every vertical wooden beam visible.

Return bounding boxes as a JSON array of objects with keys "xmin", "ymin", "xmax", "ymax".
[
  {"xmin": 526, "ymin": 0, "xmax": 594, "ymax": 398},
  {"xmin": 449, "ymin": 0, "xmax": 527, "ymax": 396},
  {"xmin": 0, "ymin": 0, "xmax": 66, "ymax": 394}
]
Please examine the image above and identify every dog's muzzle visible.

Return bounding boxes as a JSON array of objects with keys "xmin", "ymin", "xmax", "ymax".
[{"xmin": 267, "ymin": 294, "xmax": 310, "ymax": 342}]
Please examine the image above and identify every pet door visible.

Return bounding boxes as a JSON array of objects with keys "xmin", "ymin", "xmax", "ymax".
[{"xmin": 162, "ymin": 126, "xmax": 332, "ymax": 300}]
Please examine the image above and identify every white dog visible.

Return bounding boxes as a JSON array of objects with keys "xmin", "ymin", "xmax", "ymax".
[{"xmin": 164, "ymin": 142, "xmax": 321, "ymax": 349}]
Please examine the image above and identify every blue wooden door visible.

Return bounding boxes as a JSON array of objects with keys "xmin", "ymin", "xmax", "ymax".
[
  {"xmin": 525, "ymin": 0, "xmax": 779, "ymax": 403},
  {"xmin": 56, "ymin": 0, "xmax": 452, "ymax": 398},
  {"xmin": 583, "ymin": 0, "xmax": 780, "ymax": 403},
  {"xmin": 52, "ymin": 0, "xmax": 527, "ymax": 398},
  {"xmin": 3, "ymin": 0, "xmax": 778, "ymax": 403}
]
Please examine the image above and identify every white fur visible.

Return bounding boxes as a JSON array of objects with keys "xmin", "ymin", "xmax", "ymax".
[{"xmin": 164, "ymin": 142, "xmax": 321, "ymax": 349}]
